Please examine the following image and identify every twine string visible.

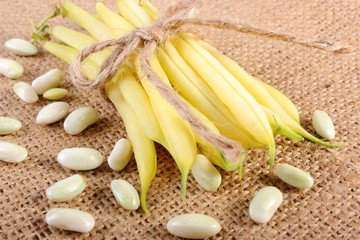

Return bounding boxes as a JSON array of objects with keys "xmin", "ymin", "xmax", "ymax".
[{"xmin": 69, "ymin": 0, "xmax": 351, "ymax": 162}]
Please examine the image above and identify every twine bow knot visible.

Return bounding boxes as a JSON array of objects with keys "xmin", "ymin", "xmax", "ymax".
[{"xmin": 69, "ymin": 0, "xmax": 351, "ymax": 162}]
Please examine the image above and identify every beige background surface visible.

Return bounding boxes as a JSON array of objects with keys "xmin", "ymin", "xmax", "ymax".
[{"xmin": 0, "ymin": 0, "xmax": 359, "ymax": 239}]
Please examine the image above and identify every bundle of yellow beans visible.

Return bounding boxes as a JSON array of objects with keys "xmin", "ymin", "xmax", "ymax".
[{"xmin": 39, "ymin": 0, "xmax": 340, "ymax": 212}]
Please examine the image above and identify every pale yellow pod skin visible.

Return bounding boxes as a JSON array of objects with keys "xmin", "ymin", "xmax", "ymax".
[
  {"xmin": 256, "ymin": 78, "xmax": 300, "ymax": 123},
  {"xmin": 174, "ymin": 36, "xmax": 277, "ymax": 166},
  {"xmin": 0, "ymin": 117, "xmax": 21, "ymax": 135},
  {"xmin": 43, "ymin": 42, "xmax": 99, "ymax": 80},
  {"xmin": 135, "ymin": 56, "xmax": 197, "ymax": 202},
  {"xmin": 117, "ymin": 1, "xmax": 197, "ymax": 200},
  {"xmin": 261, "ymin": 105, "xmax": 304, "ymax": 141},
  {"xmin": 51, "ymin": 25, "xmax": 113, "ymax": 67},
  {"xmin": 139, "ymin": 0, "xmax": 159, "ymax": 21},
  {"xmin": 51, "ymin": 15, "xmax": 166, "ymax": 148},
  {"xmin": 52, "ymin": 5, "xmax": 163, "ymax": 149},
  {"xmin": 52, "ymin": 25, "xmax": 166, "ymax": 147},
  {"xmin": 62, "ymin": 1, "xmax": 113, "ymax": 41},
  {"xmin": 160, "ymin": 42, "xmax": 243, "ymax": 130},
  {"xmin": 138, "ymin": 0, "xmax": 301, "ymax": 141},
  {"xmin": 173, "ymin": 38, "xmax": 265, "ymax": 144},
  {"xmin": 187, "ymin": 37, "xmax": 339, "ymax": 148},
  {"xmin": 180, "ymin": 35, "xmax": 274, "ymax": 144},
  {"xmin": 52, "ymin": 24, "xmax": 165, "ymax": 147},
  {"xmin": 43, "ymin": 4, "xmax": 156, "ymax": 212},
  {"xmin": 157, "ymin": 44, "xmax": 262, "ymax": 149},
  {"xmin": 118, "ymin": 1, "xmax": 264, "ymax": 156},
  {"xmin": 95, "ymin": 2, "xmax": 134, "ymax": 36},
  {"xmin": 117, "ymin": 0, "xmax": 152, "ymax": 28},
  {"xmin": 196, "ymin": 38, "xmax": 300, "ymax": 125},
  {"xmin": 117, "ymin": 66, "xmax": 167, "ymax": 146},
  {"xmin": 276, "ymin": 163, "xmax": 314, "ymax": 189},
  {"xmin": 43, "ymin": 42, "xmax": 78, "ymax": 65},
  {"xmin": 105, "ymin": 80, "xmax": 156, "ymax": 213},
  {"xmin": 92, "ymin": 3, "xmax": 167, "ymax": 148},
  {"xmin": 51, "ymin": 26, "xmax": 96, "ymax": 50},
  {"xmin": 191, "ymin": 154, "xmax": 222, "ymax": 191},
  {"xmin": 45, "ymin": 18, "xmax": 156, "ymax": 212},
  {"xmin": 180, "ymin": 96, "xmax": 241, "ymax": 171}
]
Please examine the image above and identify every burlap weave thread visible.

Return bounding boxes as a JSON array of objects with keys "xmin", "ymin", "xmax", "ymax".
[{"xmin": 0, "ymin": 0, "xmax": 359, "ymax": 239}]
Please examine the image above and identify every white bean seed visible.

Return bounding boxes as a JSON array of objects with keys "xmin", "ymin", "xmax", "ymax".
[
  {"xmin": 0, "ymin": 117, "xmax": 21, "ymax": 135},
  {"xmin": 0, "ymin": 141, "xmax": 28, "ymax": 163},
  {"xmin": 36, "ymin": 102, "xmax": 70, "ymax": 125},
  {"xmin": 46, "ymin": 174, "xmax": 86, "ymax": 202},
  {"xmin": 191, "ymin": 154, "xmax": 221, "ymax": 191},
  {"xmin": 249, "ymin": 186, "xmax": 283, "ymax": 224},
  {"xmin": 4, "ymin": 38, "xmax": 38, "ymax": 56},
  {"xmin": 110, "ymin": 179, "xmax": 140, "ymax": 210},
  {"xmin": 46, "ymin": 208, "xmax": 95, "ymax": 233},
  {"xmin": 32, "ymin": 69, "xmax": 63, "ymax": 94},
  {"xmin": 43, "ymin": 88, "xmax": 68, "ymax": 100},
  {"xmin": 64, "ymin": 107, "xmax": 99, "ymax": 135},
  {"xmin": 167, "ymin": 213, "xmax": 221, "ymax": 239},
  {"xmin": 107, "ymin": 138, "xmax": 133, "ymax": 171},
  {"xmin": 276, "ymin": 163, "xmax": 314, "ymax": 189},
  {"xmin": 312, "ymin": 110, "xmax": 335, "ymax": 139},
  {"xmin": 57, "ymin": 148, "xmax": 103, "ymax": 170},
  {"xmin": 13, "ymin": 82, "xmax": 38, "ymax": 103},
  {"xmin": 0, "ymin": 58, "xmax": 24, "ymax": 79}
]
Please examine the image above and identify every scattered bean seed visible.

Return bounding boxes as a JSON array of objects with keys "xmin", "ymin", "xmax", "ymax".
[
  {"xmin": 0, "ymin": 141, "xmax": 28, "ymax": 163},
  {"xmin": 191, "ymin": 154, "xmax": 221, "ymax": 191},
  {"xmin": 13, "ymin": 82, "xmax": 38, "ymax": 103},
  {"xmin": 64, "ymin": 107, "xmax": 99, "ymax": 135},
  {"xmin": 0, "ymin": 117, "xmax": 21, "ymax": 135},
  {"xmin": 249, "ymin": 186, "xmax": 283, "ymax": 224},
  {"xmin": 107, "ymin": 138, "xmax": 133, "ymax": 171},
  {"xmin": 57, "ymin": 148, "xmax": 103, "ymax": 170},
  {"xmin": 276, "ymin": 163, "xmax": 314, "ymax": 189},
  {"xmin": 32, "ymin": 68, "xmax": 63, "ymax": 94},
  {"xmin": 312, "ymin": 110, "xmax": 335, "ymax": 139},
  {"xmin": 4, "ymin": 38, "xmax": 38, "ymax": 56},
  {"xmin": 111, "ymin": 179, "xmax": 140, "ymax": 210},
  {"xmin": 36, "ymin": 102, "xmax": 70, "ymax": 125},
  {"xmin": 46, "ymin": 208, "xmax": 95, "ymax": 233},
  {"xmin": 167, "ymin": 213, "xmax": 221, "ymax": 239},
  {"xmin": 46, "ymin": 174, "xmax": 86, "ymax": 202},
  {"xmin": 0, "ymin": 58, "xmax": 24, "ymax": 79},
  {"xmin": 43, "ymin": 88, "xmax": 68, "ymax": 100}
]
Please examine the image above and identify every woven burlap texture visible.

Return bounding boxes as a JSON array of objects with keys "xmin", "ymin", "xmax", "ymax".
[{"xmin": 0, "ymin": 0, "xmax": 359, "ymax": 239}]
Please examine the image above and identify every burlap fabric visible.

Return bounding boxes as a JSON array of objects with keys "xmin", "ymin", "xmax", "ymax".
[{"xmin": 0, "ymin": 0, "xmax": 359, "ymax": 239}]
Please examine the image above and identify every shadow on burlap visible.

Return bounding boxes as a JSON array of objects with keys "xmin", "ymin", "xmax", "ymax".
[{"xmin": 0, "ymin": 0, "xmax": 359, "ymax": 239}]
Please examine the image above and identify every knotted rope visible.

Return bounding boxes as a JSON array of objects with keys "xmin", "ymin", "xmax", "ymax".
[{"xmin": 69, "ymin": 0, "xmax": 351, "ymax": 162}]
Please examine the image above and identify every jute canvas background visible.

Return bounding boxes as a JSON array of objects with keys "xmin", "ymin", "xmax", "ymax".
[{"xmin": 0, "ymin": 0, "xmax": 359, "ymax": 239}]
